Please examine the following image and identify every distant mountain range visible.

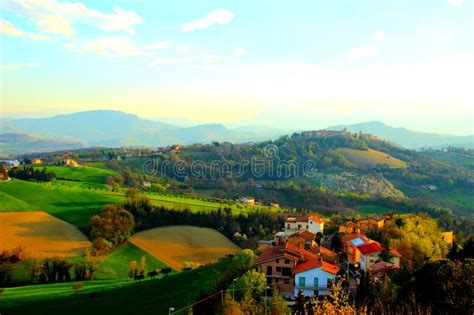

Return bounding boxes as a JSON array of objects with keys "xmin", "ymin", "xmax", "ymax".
[
  {"xmin": 0, "ymin": 110, "xmax": 280, "ymax": 155},
  {"xmin": 328, "ymin": 121, "xmax": 473, "ymax": 149},
  {"xmin": 0, "ymin": 133, "xmax": 84, "ymax": 156},
  {"xmin": 1, "ymin": 110, "xmax": 472, "ymax": 155}
]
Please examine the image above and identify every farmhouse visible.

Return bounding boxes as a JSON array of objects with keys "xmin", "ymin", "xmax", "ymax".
[
  {"xmin": 64, "ymin": 158, "xmax": 78, "ymax": 167},
  {"xmin": 293, "ymin": 259, "xmax": 338, "ymax": 296},
  {"xmin": 284, "ymin": 214, "xmax": 324, "ymax": 235},
  {"xmin": 256, "ymin": 243, "xmax": 319, "ymax": 295},
  {"xmin": 343, "ymin": 234, "xmax": 401, "ymax": 272},
  {"xmin": 256, "ymin": 242, "xmax": 338, "ymax": 297},
  {"xmin": 32, "ymin": 158, "xmax": 42, "ymax": 165},
  {"xmin": 287, "ymin": 230, "xmax": 316, "ymax": 249},
  {"xmin": 240, "ymin": 197, "xmax": 255, "ymax": 205}
]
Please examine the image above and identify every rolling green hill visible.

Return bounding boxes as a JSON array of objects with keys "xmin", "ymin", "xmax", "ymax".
[
  {"xmin": 0, "ymin": 179, "xmax": 266, "ymax": 229},
  {"xmin": 0, "ymin": 179, "xmax": 122, "ymax": 228},
  {"xmin": 47, "ymin": 165, "xmax": 116, "ymax": 189},
  {"xmin": 95, "ymin": 243, "xmax": 172, "ymax": 280},
  {"xmin": 0, "ymin": 257, "xmax": 231, "ymax": 315}
]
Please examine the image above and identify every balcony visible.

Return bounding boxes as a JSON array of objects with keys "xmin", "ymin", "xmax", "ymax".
[{"xmin": 294, "ymin": 285, "xmax": 329, "ymax": 291}]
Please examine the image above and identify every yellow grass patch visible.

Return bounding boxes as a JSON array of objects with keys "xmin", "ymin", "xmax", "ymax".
[
  {"xmin": 129, "ymin": 225, "xmax": 240, "ymax": 271},
  {"xmin": 0, "ymin": 211, "xmax": 91, "ymax": 258},
  {"xmin": 337, "ymin": 148, "xmax": 407, "ymax": 169}
]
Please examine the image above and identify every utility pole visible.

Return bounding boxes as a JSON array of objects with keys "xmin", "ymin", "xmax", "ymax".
[
  {"xmin": 232, "ymin": 278, "xmax": 237, "ymax": 300},
  {"xmin": 264, "ymin": 285, "xmax": 270, "ymax": 315},
  {"xmin": 221, "ymin": 289, "xmax": 224, "ymax": 305}
]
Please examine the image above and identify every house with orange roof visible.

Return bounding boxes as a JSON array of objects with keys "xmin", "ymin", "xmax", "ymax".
[
  {"xmin": 287, "ymin": 230, "xmax": 316, "ymax": 249},
  {"xmin": 343, "ymin": 234, "xmax": 401, "ymax": 271},
  {"xmin": 284, "ymin": 214, "xmax": 324, "ymax": 235},
  {"xmin": 293, "ymin": 257, "xmax": 339, "ymax": 297},
  {"xmin": 255, "ymin": 242, "xmax": 320, "ymax": 295},
  {"xmin": 32, "ymin": 158, "xmax": 42, "ymax": 165}
]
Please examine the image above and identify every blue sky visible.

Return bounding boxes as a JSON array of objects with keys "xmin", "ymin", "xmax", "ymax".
[{"xmin": 1, "ymin": 0, "xmax": 472, "ymax": 134}]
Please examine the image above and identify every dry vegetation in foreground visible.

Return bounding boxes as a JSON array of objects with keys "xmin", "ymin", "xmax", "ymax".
[
  {"xmin": 0, "ymin": 211, "xmax": 91, "ymax": 258},
  {"xmin": 129, "ymin": 225, "xmax": 239, "ymax": 271}
]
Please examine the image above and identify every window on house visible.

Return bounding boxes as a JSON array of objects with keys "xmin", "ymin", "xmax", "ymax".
[
  {"xmin": 282, "ymin": 267, "xmax": 291, "ymax": 277},
  {"xmin": 285, "ymin": 259, "xmax": 290, "ymax": 264},
  {"xmin": 266, "ymin": 266, "xmax": 272, "ymax": 276},
  {"xmin": 306, "ymin": 225, "xmax": 309, "ymax": 229},
  {"xmin": 314, "ymin": 278, "xmax": 319, "ymax": 288},
  {"xmin": 299, "ymin": 277, "xmax": 306, "ymax": 287},
  {"xmin": 287, "ymin": 224, "xmax": 290, "ymax": 229},
  {"xmin": 276, "ymin": 259, "xmax": 279, "ymax": 263},
  {"xmin": 298, "ymin": 224, "xmax": 302, "ymax": 230},
  {"xmin": 276, "ymin": 267, "xmax": 282, "ymax": 272}
]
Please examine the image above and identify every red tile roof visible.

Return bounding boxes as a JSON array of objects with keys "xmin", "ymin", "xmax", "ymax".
[
  {"xmin": 293, "ymin": 258, "xmax": 339, "ymax": 275},
  {"xmin": 390, "ymin": 248, "xmax": 402, "ymax": 257},
  {"xmin": 255, "ymin": 245, "xmax": 300, "ymax": 264},
  {"xmin": 370, "ymin": 261, "xmax": 399, "ymax": 272},
  {"xmin": 293, "ymin": 258, "xmax": 322, "ymax": 274},
  {"xmin": 256, "ymin": 242, "xmax": 318, "ymax": 264},
  {"xmin": 289, "ymin": 230, "xmax": 315, "ymax": 241},
  {"xmin": 319, "ymin": 246, "xmax": 336, "ymax": 256},
  {"xmin": 309, "ymin": 215, "xmax": 324, "ymax": 224},
  {"xmin": 285, "ymin": 214, "xmax": 324, "ymax": 223},
  {"xmin": 357, "ymin": 242, "xmax": 383, "ymax": 255},
  {"xmin": 321, "ymin": 261, "xmax": 339, "ymax": 275}
]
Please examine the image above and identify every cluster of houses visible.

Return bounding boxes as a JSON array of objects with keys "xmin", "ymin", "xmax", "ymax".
[
  {"xmin": 255, "ymin": 213, "xmax": 412, "ymax": 298},
  {"xmin": 256, "ymin": 215, "xmax": 339, "ymax": 298}
]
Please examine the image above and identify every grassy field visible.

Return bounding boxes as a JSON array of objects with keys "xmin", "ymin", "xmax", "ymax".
[
  {"xmin": 0, "ymin": 211, "xmax": 91, "ymax": 258},
  {"xmin": 337, "ymin": 148, "xmax": 407, "ymax": 169},
  {"xmin": 0, "ymin": 179, "xmax": 122, "ymax": 228},
  {"xmin": 0, "ymin": 258, "xmax": 231, "ymax": 315},
  {"xmin": 47, "ymin": 165, "xmax": 115, "ymax": 183},
  {"xmin": 129, "ymin": 226, "xmax": 239, "ymax": 271},
  {"xmin": 0, "ymin": 190, "xmax": 36, "ymax": 211},
  {"xmin": 398, "ymin": 184, "xmax": 474, "ymax": 216},
  {"xmin": 95, "ymin": 243, "xmax": 172, "ymax": 280}
]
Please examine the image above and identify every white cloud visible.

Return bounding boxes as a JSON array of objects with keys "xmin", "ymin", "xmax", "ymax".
[
  {"xmin": 144, "ymin": 40, "xmax": 175, "ymax": 50},
  {"xmin": 235, "ymin": 47, "xmax": 247, "ymax": 56},
  {"xmin": 0, "ymin": 18, "xmax": 23, "ymax": 36},
  {"xmin": 1, "ymin": 0, "xmax": 142, "ymax": 37},
  {"xmin": 66, "ymin": 36, "xmax": 139, "ymax": 56},
  {"xmin": 149, "ymin": 57, "xmax": 193, "ymax": 67},
  {"xmin": 0, "ymin": 18, "xmax": 51, "ymax": 40},
  {"xmin": 1, "ymin": 62, "xmax": 40, "ymax": 72},
  {"xmin": 181, "ymin": 9, "xmax": 234, "ymax": 32},
  {"xmin": 375, "ymin": 30, "xmax": 385, "ymax": 40},
  {"xmin": 175, "ymin": 44, "xmax": 189, "ymax": 52},
  {"xmin": 448, "ymin": 0, "xmax": 464, "ymax": 5},
  {"xmin": 347, "ymin": 47, "xmax": 378, "ymax": 60},
  {"xmin": 28, "ymin": 33, "xmax": 50, "ymax": 41}
]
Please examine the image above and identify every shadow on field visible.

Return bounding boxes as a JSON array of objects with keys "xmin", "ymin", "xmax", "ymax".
[{"xmin": 50, "ymin": 201, "xmax": 110, "ymax": 208}]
